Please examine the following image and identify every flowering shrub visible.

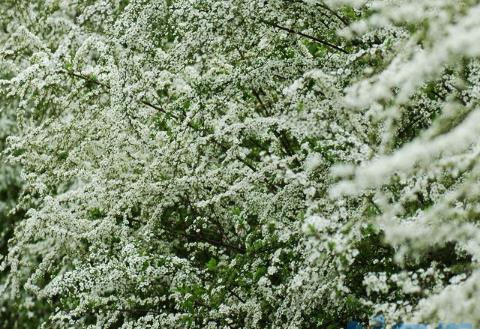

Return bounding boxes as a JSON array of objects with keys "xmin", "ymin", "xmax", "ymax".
[{"xmin": 0, "ymin": 1, "xmax": 479, "ymax": 328}]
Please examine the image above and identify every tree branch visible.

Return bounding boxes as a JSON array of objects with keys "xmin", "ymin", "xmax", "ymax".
[
  {"xmin": 59, "ymin": 69, "xmax": 177, "ymax": 118},
  {"xmin": 318, "ymin": 2, "xmax": 350, "ymax": 27},
  {"xmin": 259, "ymin": 19, "xmax": 349, "ymax": 54}
]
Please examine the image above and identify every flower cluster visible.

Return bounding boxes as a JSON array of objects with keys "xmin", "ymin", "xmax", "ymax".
[{"xmin": 0, "ymin": 1, "xmax": 479, "ymax": 328}]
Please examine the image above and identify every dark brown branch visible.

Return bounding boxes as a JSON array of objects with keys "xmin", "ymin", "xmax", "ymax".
[
  {"xmin": 156, "ymin": 219, "xmax": 246, "ymax": 254},
  {"xmin": 234, "ymin": 47, "xmax": 299, "ymax": 163},
  {"xmin": 318, "ymin": 2, "xmax": 350, "ymax": 26},
  {"xmin": 259, "ymin": 19, "xmax": 349, "ymax": 54},
  {"xmin": 366, "ymin": 195, "xmax": 382, "ymax": 214},
  {"xmin": 282, "ymin": 0, "xmax": 349, "ymax": 27},
  {"xmin": 142, "ymin": 100, "xmax": 178, "ymax": 119},
  {"xmin": 228, "ymin": 288, "xmax": 246, "ymax": 303},
  {"xmin": 251, "ymin": 88, "xmax": 301, "ymax": 167},
  {"xmin": 60, "ymin": 69, "xmax": 108, "ymax": 88},
  {"xmin": 59, "ymin": 69, "xmax": 176, "ymax": 118},
  {"xmin": 61, "ymin": 70, "xmax": 260, "ymax": 173},
  {"xmin": 116, "ymin": 308, "xmax": 164, "ymax": 315}
]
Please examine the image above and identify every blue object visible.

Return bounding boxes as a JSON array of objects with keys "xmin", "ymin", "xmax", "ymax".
[
  {"xmin": 437, "ymin": 324, "xmax": 473, "ymax": 329},
  {"xmin": 347, "ymin": 320, "xmax": 364, "ymax": 329},
  {"xmin": 371, "ymin": 314, "xmax": 386, "ymax": 329},
  {"xmin": 346, "ymin": 319, "xmax": 473, "ymax": 329}
]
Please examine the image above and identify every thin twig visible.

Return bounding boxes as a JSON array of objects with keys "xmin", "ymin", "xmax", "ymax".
[
  {"xmin": 61, "ymin": 69, "xmax": 259, "ymax": 173},
  {"xmin": 318, "ymin": 2, "xmax": 350, "ymax": 26},
  {"xmin": 259, "ymin": 19, "xmax": 349, "ymax": 54},
  {"xmin": 59, "ymin": 69, "xmax": 176, "ymax": 118}
]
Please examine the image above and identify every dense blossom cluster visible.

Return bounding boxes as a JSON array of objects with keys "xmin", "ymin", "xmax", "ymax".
[{"xmin": 0, "ymin": 0, "xmax": 479, "ymax": 328}]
